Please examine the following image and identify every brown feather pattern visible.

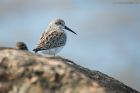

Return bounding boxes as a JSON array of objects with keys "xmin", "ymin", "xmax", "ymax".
[{"xmin": 37, "ymin": 29, "xmax": 67, "ymax": 51}]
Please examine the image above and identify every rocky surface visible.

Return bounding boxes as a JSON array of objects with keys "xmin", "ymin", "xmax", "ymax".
[{"xmin": 0, "ymin": 49, "xmax": 139, "ymax": 93}]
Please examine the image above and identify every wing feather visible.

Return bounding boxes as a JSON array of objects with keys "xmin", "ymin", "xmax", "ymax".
[{"xmin": 37, "ymin": 30, "xmax": 66, "ymax": 51}]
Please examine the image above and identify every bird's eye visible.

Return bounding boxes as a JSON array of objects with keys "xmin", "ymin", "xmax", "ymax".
[{"xmin": 55, "ymin": 22, "xmax": 62, "ymax": 25}]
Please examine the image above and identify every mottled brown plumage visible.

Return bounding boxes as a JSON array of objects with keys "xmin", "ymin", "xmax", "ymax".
[
  {"xmin": 33, "ymin": 18, "xmax": 77, "ymax": 55},
  {"xmin": 16, "ymin": 42, "xmax": 28, "ymax": 50},
  {"xmin": 37, "ymin": 30, "xmax": 66, "ymax": 50}
]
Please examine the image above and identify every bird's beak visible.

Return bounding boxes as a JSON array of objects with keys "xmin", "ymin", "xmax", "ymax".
[{"xmin": 65, "ymin": 26, "xmax": 77, "ymax": 35}]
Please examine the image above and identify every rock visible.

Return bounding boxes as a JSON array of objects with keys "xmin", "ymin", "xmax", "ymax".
[{"xmin": 0, "ymin": 49, "xmax": 139, "ymax": 93}]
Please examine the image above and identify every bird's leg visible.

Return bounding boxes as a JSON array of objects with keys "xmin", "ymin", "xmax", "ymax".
[
  {"xmin": 53, "ymin": 48, "xmax": 58, "ymax": 57},
  {"xmin": 49, "ymin": 50, "xmax": 51, "ymax": 55}
]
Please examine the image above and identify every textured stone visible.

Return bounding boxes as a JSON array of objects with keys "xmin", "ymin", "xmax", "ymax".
[{"xmin": 0, "ymin": 49, "xmax": 139, "ymax": 93}]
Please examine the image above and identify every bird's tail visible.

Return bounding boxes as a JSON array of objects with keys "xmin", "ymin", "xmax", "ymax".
[
  {"xmin": 32, "ymin": 48, "xmax": 40, "ymax": 53},
  {"xmin": 33, "ymin": 48, "xmax": 47, "ymax": 53}
]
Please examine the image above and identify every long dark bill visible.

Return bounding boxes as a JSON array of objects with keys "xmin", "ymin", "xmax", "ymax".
[{"xmin": 65, "ymin": 26, "xmax": 77, "ymax": 35}]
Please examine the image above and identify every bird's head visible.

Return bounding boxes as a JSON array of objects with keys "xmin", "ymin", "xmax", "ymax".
[
  {"xmin": 16, "ymin": 42, "xmax": 28, "ymax": 50},
  {"xmin": 48, "ymin": 18, "xmax": 77, "ymax": 35}
]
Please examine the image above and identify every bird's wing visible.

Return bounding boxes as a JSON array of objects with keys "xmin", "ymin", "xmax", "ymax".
[{"xmin": 37, "ymin": 30, "xmax": 66, "ymax": 50}]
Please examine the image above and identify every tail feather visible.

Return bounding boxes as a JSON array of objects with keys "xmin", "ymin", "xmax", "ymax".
[
  {"xmin": 32, "ymin": 48, "xmax": 47, "ymax": 53},
  {"xmin": 32, "ymin": 48, "xmax": 40, "ymax": 53}
]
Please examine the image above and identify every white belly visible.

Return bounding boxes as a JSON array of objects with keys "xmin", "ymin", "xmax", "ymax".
[{"xmin": 41, "ymin": 46, "xmax": 64, "ymax": 55}]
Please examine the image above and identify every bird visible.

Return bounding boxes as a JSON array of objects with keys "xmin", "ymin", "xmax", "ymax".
[
  {"xmin": 0, "ymin": 42, "xmax": 28, "ymax": 51},
  {"xmin": 16, "ymin": 42, "xmax": 28, "ymax": 50},
  {"xmin": 33, "ymin": 18, "xmax": 77, "ymax": 56}
]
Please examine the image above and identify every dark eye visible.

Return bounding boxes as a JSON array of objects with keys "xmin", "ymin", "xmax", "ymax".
[{"xmin": 55, "ymin": 22, "xmax": 61, "ymax": 25}]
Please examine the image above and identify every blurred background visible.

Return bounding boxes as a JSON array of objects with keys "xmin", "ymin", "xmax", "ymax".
[{"xmin": 0, "ymin": 0, "xmax": 140, "ymax": 91}]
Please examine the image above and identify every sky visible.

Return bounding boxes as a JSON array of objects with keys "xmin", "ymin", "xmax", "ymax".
[{"xmin": 0, "ymin": 0, "xmax": 140, "ymax": 91}]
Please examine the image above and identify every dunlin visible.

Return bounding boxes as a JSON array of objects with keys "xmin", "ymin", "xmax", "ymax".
[{"xmin": 33, "ymin": 18, "xmax": 77, "ymax": 55}]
